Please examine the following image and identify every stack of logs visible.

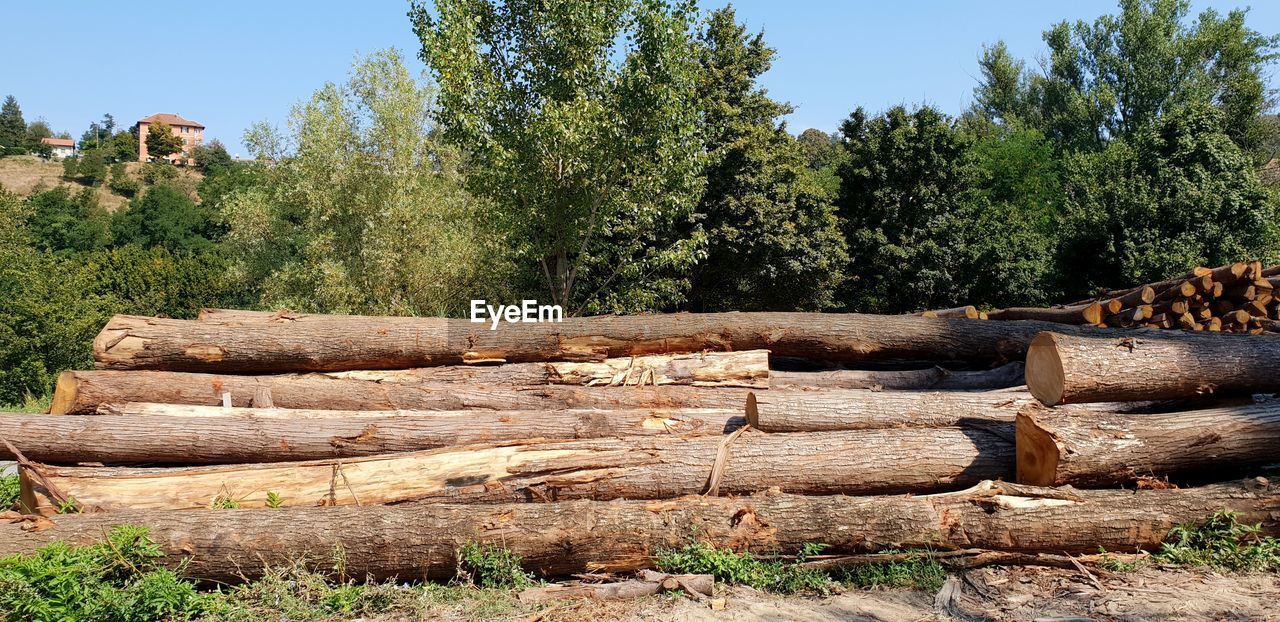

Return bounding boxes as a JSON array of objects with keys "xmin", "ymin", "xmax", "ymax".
[
  {"xmin": 932, "ymin": 261, "xmax": 1280, "ymax": 333},
  {"xmin": 0, "ymin": 304, "xmax": 1278, "ymax": 588}
]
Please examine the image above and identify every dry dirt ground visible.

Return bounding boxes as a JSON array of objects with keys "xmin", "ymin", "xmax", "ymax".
[{"xmin": 360, "ymin": 566, "xmax": 1278, "ymax": 622}]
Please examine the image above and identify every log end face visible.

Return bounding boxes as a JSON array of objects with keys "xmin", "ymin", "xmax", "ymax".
[
  {"xmin": 49, "ymin": 371, "xmax": 79, "ymax": 415},
  {"xmin": 1015, "ymin": 411, "xmax": 1059, "ymax": 487},
  {"xmin": 1025, "ymin": 333, "xmax": 1066, "ymax": 406}
]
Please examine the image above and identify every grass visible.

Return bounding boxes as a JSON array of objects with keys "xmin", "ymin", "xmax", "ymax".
[
  {"xmin": 3, "ymin": 392, "xmax": 52, "ymax": 413},
  {"xmin": 0, "ymin": 474, "xmax": 18, "ymax": 510},
  {"xmin": 1153, "ymin": 511, "xmax": 1280, "ymax": 572}
]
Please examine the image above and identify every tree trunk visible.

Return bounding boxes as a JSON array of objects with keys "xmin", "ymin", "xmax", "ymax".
[
  {"xmin": 745, "ymin": 389, "xmax": 1030, "ymax": 431},
  {"xmin": 20, "ymin": 428, "xmax": 1014, "ymax": 512},
  {"xmin": 1016, "ymin": 403, "xmax": 1280, "ymax": 487},
  {"xmin": 0, "ymin": 407, "xmax": 744, "ymax": 465},
  {"xmin": 1025, "ymin": 331, "xmax": 1280, "ymax": 404},
  {"xmin": 326, "ymin": 350, "xmax": 768, "ymax": 388},
  {"xmin": 769, "ymin": 362, "xmax": 1024, "ymax": 391},
  {"xmin": 50, "ymin": 370, "xmax": 750, "ymax": 415},
  {"xmin": 92, "ymin": 312, "xmax": 1116, "ymax": 373},
  {"xmin": 3, "ymin": 480, "xmax": 1274, "ymax": 583},
  {"xmin": 987, "ymin": 304, "xmax": 1104, "ymax": 325}
]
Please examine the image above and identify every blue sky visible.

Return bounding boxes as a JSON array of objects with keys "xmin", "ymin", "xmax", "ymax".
[{"xmin": 3, "ymin": 1, "xmax": 1276, "ymax": 156}]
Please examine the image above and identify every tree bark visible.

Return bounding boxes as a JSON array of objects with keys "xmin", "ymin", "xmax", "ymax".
[
  {"xmin": 20, "ymin": 427, "xmax": 1013, "ymax": 512},
  {"xmin": 3, "ymin": 479, "xmax": 1275, "ymax": 583},
  {"xmin": 1015, "ymin": 403, "xmax": 1280, "ymax": 487},
  {"xmin": 50, "ymin": 370, "xmax": 750, "ymax": 415},
  {"xmin": 92, "ymin": 312, "xmax": 1115, "ymax": 373},
  {"xmin": 1026, "ymin": 331, "xmax": 1280, "ymax": 405},
  {"xmin": 987, "ymin": 304, "xmax": 1104, "ymax": 325},
  {"xmin": 746, "ymin": 389, "xmax": 1030, "ymax": 431},
  {"xmin": 325, "ymin": 350, "xmax": 769, "ymax": 388},
  {"xmin": 768, "ymin": 362, "xmax": 1024, "ymax": 391},
  {"xmin": 0, "ymin": 407, "xmax": 744, "ymax": 465}
]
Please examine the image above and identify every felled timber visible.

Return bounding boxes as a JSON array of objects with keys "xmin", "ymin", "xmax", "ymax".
[
  {"xmin": 745, "ymin": 389, "xmax": 1031, "ymax": 431},
  {"xmin": 768, "ymin": 362, "xmax": 1024, "ymax": 391}
]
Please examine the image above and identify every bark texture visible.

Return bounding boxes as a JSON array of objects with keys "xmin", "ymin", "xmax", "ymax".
[
  {"xmin": 50, "ymin": 370, "xmax": 750, "ymax": 415},
  {"xmin": 0, "ymin": 407, "xmax": 743, "ymax": 465},
  {"xmin": 92, "ymin": 312, "xmax": 1114, "ymax": 373},
  {"xmin": 1016, "ymin": 403, "xmax": 1280, "ymax": 487},
  {"xmin": 3, "ymin": 480, "xmax": 1274, "ymax": 583},
  {"xmin": 746, "ymin": 389, "xmax": 1031, "ymax": 431},
  {"xmin": 20, "ymin": 428, "xmax": 1013, "ymax": 512},
  {"xmin": 1026, "ymin": 331, "xmax": 1280, "ymax": 405},
  {"xmin": 768, "ymin": 362, "xmax": 1024, "ymax": 391}
]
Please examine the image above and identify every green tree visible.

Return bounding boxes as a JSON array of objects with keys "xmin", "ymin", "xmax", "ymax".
[
  {"xmin": 79, "ymin": 114, "xmax": 117, "ymax": 151},
  {"xmin": 112, "ymin": 184, "xmax": 219, "ymax": 252},
  {"xmin": 1057, "ymin": 102, "xmax": 1280, "ymax": 295},
  {"xmin": 76, "ymin": 149, "xmax": 107, "ymax": 185},
  {"xmin": 61, "ymin": 155, "xmax": 79, "ymax": 180},
  {"xmin": 145, "ymin": 121, "xmax": 184, "ymax": 161},
  {"xmin": 192, "ymin": 139, "xmax": 232, "ymax": 173},
  {"xmin": 225, "ymin": 49, "xmax": 506, "ymax": 315},
  {"xmin": 686, "ymin": 7, "xmax": 847, "ymax": 311},
  {"xmin": 25, "ymin": 186, "xmax": 112, "ymax": 254},
  {"xmin": 107, "ymin": 161, "xmax": 140, "ymax": 197},
  {"xmin": 107, "ymin": 130, "xmax": 138, "ymax": 162},
  {"xmin": 412, "ymin": 0, "xmax": 706, "ymax": 314},
  {"xmin": 24, "ymin": 119, "xmax": 53, "ymax": 156},
  {"xmin": 836, "ymin": 106, "xmax": 971, "ymax": 313},
  {"xmin": 0, "ymin": 95, "xmax": 26, "ymax": 154},
  {"xmin": 975, "ymin": 0, "xmax": 1279, "ymax": 152}
]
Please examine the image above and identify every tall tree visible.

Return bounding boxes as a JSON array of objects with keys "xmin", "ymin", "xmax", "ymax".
[
  {"xmin": 145, "ymin": 122, "xmax": 184, "ymax": 161},
  {"xmin": 0, "ymin": 96, "xmax": 26, "ymax": 153},
  {"xmin": 111, "ymin": 185, "xmax": 220, "ymax": 253},
  {"xmin": 80, "ymin": 114, "xmax": 117, "ymax": 151},
  {"xmin": 686, "ymin": 7, "xmax": 847, "ymax": 311},
  {"xmin": 975, "ymin": 0, "xmax": 1279, "ymax": 152},
  {"xmin": 412, "ymin": 0, "xmax": 706, "ymax": 314},
  {"xmin": 835, "ymin": 106, "xmax": 971, "ymax": 313}
]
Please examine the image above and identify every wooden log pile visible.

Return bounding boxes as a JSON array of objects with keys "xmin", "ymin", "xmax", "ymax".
[{"xmin": 2, "ymin": 299, "xmax": 1278, "ymax": 588}]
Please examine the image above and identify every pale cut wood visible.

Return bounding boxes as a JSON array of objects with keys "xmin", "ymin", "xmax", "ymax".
[
  {"xmin": 50, "ymin": 370, "xmax": 750, "ymax": 415},
  {"xmin": 20, "ymin": 427, "xmax": 1014, "ymax": 512},
  {"xmin": 1016, "ymin": 402, "xmax": 1280, "ymax": 487},
  {"xmin": 324, "ymin": 350, "xmax": 769, "ymax": 389},
  {"xmin": 1025, "ymin": 331, "xmax": 1280, "ymax": 405},
  {"xmin": 3, "ymin": 480, "xmax": 1275, "ymax": 583},
  {"xmin": 92, "ymin": 312, "xmax": 1116, "ymax": 373},
  {"xmin": 919, "ymin": 306, "xmax": 978, "ymax": 319},
  {"xmin": 0, "ymin": 407, "xmax": 744, "ymax": 465},
  {"xmin": 987, "ymin": 304, "xmax": 1103, "ymax": 325},
  {"xmin": 768, "ymin": 362, "xmax": 1024, "ymax": 391}
]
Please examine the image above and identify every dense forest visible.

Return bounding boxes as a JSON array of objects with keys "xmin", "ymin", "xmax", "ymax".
[{"xmin": 1, "ymin": 0, "xmax": 1279, "ymax": 406}]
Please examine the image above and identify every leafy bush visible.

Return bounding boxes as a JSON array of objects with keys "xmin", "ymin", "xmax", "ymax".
[
  {"xmin": 835, "ymin": 550, "xmax": 946, "ymax": 590},
  {"xmin": 24, "ymin": 186, "xmax": 112, "ymax": 254},
  {"xmin": 656, "ymin": 541, "xmax": 832, "ymax": 594},
  {"xmin": 139, "ymin": 162, "xmax": 177, "ymax": 186},
  {"xmin": 0, "ymin": 525, "xmax": 207, "ymax": 622},
  {"xmin": 107, "ymin": 163, "xmax": 139, "ymax": 197},
  {"xmin": 0, "ymin": 474, "xmax": 18, "ymax": 509},
  {"xmin": 111, "ymin": 185, "xmax": 221, "ymax": 252},
  {"xmin": 455, "ymin": 542, "xmax": 536, "ymax": 589},
  {"xmin": 1154, "ymin": 511, "xmax": 1280, "ymax": 572}
]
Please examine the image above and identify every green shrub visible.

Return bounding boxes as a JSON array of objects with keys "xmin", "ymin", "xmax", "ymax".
[
  {"xmin": 1155, "ymin": 511, "xmax": 1280, "ymax": 572},
  {"xmin": 0, "ymin": 474, "xmax": 18, "ymax": 509},
  {"xmin": 107, "ymin": 163, "xmax": 139, "ymax": 197},
  {"xmin": 0, "ymin": 525, "xmax": 207, "ymax": 622},
  {"xmin": 656, "ymin": 541, "xmax": 831, "ymax": 594},
  {"xmin": 455, "ymin": 542, "xmax": 536, "ymax": 589},
  {"xmin": 835, "ymin": 550, "xmax": 946, "ymax": 590},
  {"xmin": 139, "ymin": 162, "xmax": 177, "ymax": 186}
]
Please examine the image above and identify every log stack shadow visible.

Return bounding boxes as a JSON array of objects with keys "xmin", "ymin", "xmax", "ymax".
[{"xmin": 3, "ymin": 271, "xmax": 1280, "ymax": 582}]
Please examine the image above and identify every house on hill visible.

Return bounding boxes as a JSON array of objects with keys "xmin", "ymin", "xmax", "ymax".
[
  {"xmin": 40, "ymin": 137, "xmax": 75, "ymax": 159},
  {"xmin": 135, "ymin": 113, "xmax": 204, "ymax": 165}
]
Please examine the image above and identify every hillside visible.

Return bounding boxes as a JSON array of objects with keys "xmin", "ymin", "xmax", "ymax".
[{"xmin": 0, "ymin": 155, "xmax": 203, "ymax": 211}]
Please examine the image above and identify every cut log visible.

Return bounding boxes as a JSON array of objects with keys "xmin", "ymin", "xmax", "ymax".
[
  {"xmin": 91, "ymin": 312, "xmax": 1116, "ymax": 373},
  {"xmin": 1026, "ymin": 331, "xmax": 1280, "ymax": 404},
  {"xmin": 2, "ymin": 480, "xmax": 1275, "ymax": 583},
  {"xmin": 0, "ymin": 407, "xmax": 744, "ymax": 465},
  {"xmin": 746, "ymin": 389, "xmax": 1031, "ymax": 431},
  {"xmin": 768, "ymin": 362, "xmax": 1024, "ymax": 391},
  {"xmin": 987, "ymin": 304, "xmax": 1103, "ymax": 325},
  {"xmin": 325, "ymin": 350, "xmax": 769, "ymax": 389},
  {"xmin": 919, "ymin": 306, "xmax": 979, "ymax": 319},
  {"xmin": 49, "ymin": 370, "xmax": 749, "ymax": 415},
  {"xmin": 19, "ymin": 428, "xmax": 1015, "ymax": 512},
  {"xmin": 1016, "ymin": 402, "xmax": 1280, "ymax": 487}
]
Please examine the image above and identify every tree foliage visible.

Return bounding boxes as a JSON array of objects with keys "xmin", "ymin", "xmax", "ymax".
[
  {"xmin": 412, "ymin": 0, "xmax": 706, "ymax": 314},
  {"xmin": 25, "ymin": 186, "xmax": 112, "ymax": 254},
  {"xmin": 0, "ymin": 95, "xmax": 25, "ymax": 153},
  {"xmin": 687, "ymin": 7, "xmax": 847, "ymax": 311},
  {"xmin": 111, "ymin": 185, "xmax": 220, "ymax": 252},
  {"xmin": 145, "ymin": 122, "xmax": 184, "ymax": 161},
  {"xmin": 225, "ymin": 49, "xmax": 506, "ymax": 316}
]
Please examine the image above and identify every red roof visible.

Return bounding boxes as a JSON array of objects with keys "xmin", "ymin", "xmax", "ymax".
[
  {"xmin": 138, "ymin": 113, "xmax": 205, "ymax": 129},
  {"xmin": 41, "ymin": 137, "xmax": 74, "ymax": 147}
]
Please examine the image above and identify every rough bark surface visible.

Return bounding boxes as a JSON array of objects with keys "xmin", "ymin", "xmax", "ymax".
[
  {"xmin": 1026, "ymin": 331, "xmax": 1280, "ymax": 404},
  {"xmin": 3, "ymin": 480, "xmax": 1274, "ymax": 583},
  {"xmin": 0, "ymin": 407, "xmax": 744, "ymax": 465},
  {"xmin": 769, "ymin": 363, "xmax": 1024, "ymax": 391},
  {"xmin": 746, "ymin": 389, "xmax": 1031, "ymax": 431},
  {"xmin": 50, "ymin": 370, "xmax": 750, "ymax": 415},
  {"xmin": 20, "ymin": 428, "xmax": 1014, "ymax": 512},
  {"xmin": 1016, "ymin": 403, "xmax": 1280, "ymax": 487},
  {"xmin": 93, "ymin": 312, "xmax": 1114, "ymax": 373}
]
